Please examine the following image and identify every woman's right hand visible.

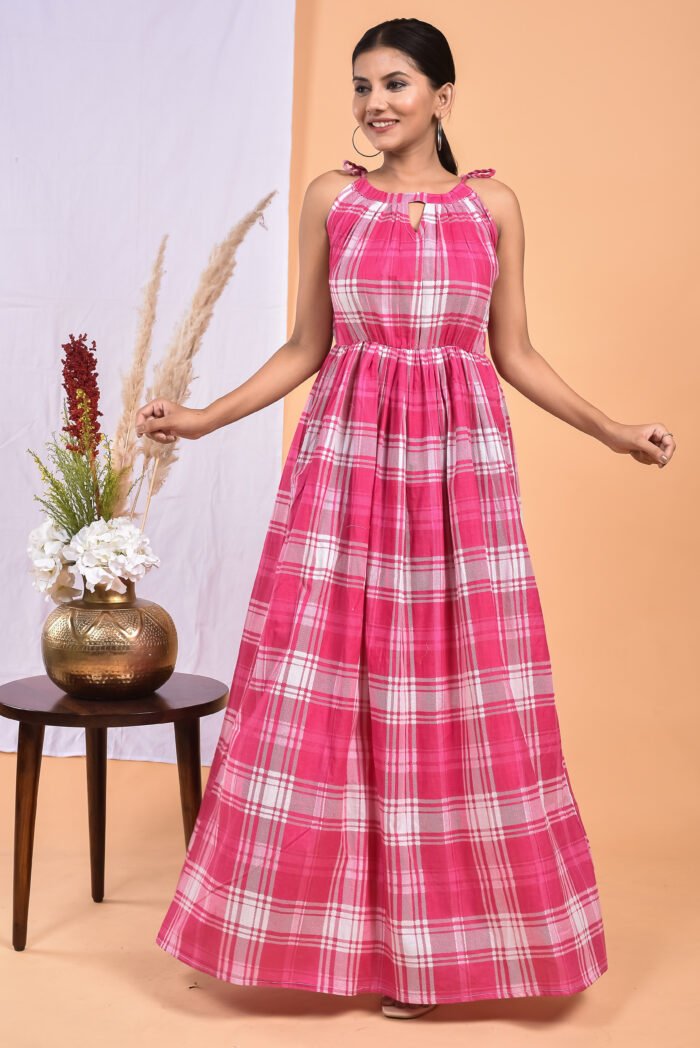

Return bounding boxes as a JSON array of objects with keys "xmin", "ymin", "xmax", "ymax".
[{"xmin": 134, "ymin": 399, "xmax": 210, "ymax": 443}]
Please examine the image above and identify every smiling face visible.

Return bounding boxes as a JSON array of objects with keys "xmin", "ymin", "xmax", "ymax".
[{"xmin": 351, "ymin": 46, "xmax": 454, "ymax": 154}]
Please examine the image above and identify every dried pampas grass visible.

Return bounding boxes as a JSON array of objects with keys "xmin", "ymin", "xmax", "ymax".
[
  {"xmin": 109, "ymin": 187, "xmax": 277, "ymax": 529},
  {"xmin": 110, "ymin": 234, "xmax": 168, "ymax": 518},
  {"xmin": 132, "ymin": 189, "xmax": 277, "ymax": 529}
]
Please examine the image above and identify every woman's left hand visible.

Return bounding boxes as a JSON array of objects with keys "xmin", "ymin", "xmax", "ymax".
[{"xmin": 605, "ymin": 422, "xmax": 676, "ymax": 467}]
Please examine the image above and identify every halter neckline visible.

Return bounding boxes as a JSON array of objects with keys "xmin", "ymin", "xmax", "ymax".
[
  {"xmin": 341, "ymin": 160, "xmax": 496, "ymax": 204},
  {"xmin": 355, "ymin": 174, "xmax": 468, "ymax": 203}
]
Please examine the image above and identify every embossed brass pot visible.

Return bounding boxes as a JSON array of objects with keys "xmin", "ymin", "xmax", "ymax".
[{"xmin": 41, "ymin": 577, "xmax": 177, "ymax": 699}]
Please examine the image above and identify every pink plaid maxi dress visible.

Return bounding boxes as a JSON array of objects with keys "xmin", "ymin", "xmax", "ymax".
[{"xmin": 155, "ymin": 161, "xmax": 608, "ymax": 1003}]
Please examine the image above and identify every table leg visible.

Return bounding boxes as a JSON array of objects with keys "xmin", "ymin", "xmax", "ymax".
[
  {"xmin": 13, "ymin": 720, "xmax": 45, "ymax": 951},
  {"xmin": 85, "ymin": 726, "xmax": 107, "ymax": 903},
  {"xmin": 173, "ymin": 719, "xmax": 202, "ymax": 847}
]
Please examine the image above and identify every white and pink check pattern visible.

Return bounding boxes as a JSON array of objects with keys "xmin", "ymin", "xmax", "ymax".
[{"xmin": 155, "ymin": 164, "xmax": 609, "ymax": 1003}]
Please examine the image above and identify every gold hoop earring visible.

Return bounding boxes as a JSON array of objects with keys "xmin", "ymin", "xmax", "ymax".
[{"xmin": 352, "ymin": 125, "xmax": 382, "ymax": 158}]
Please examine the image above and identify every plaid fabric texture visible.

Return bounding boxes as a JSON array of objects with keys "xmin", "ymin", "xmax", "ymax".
[{"xmin": 155, "ymin": 166, "xmax": 608, "ymax": 1003}]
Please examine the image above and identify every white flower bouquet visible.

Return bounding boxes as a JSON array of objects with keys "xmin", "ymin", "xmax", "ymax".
[
  {"xmin": 26, "ymin": 331, "xmax": 160, "ymax": 605},
  {"xmin": 28, "ymin": 515, "xmax": 160, "ymax": 604}
]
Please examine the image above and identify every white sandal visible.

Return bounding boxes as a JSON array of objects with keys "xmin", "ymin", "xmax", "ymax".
[{"xmin": 381, "ymin": 995, "xmax": 437, "ymax": 1019}]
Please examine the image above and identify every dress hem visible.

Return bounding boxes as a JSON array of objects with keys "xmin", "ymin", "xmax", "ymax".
[{"xmin": 155, "ymin": 933, "xmax": 609, "ymax": 1004}]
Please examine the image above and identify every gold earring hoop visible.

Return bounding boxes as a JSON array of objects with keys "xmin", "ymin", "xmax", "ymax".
[{"xmin": 352, "ymin": 125, "xmax": 382, "ymax": 158}]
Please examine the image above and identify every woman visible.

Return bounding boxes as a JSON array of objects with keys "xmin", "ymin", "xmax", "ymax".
[{"xmin": 136, "ymin": 18, "xmax": 675, "ymax": 1021}]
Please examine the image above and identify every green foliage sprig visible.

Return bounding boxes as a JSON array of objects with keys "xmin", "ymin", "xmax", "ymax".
[{"xmin": 27, "ymin": 333, "xmax": 144, "ymax": 538}]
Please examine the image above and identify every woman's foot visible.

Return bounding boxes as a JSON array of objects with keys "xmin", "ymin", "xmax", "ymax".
[{"xmin": 381, "ymin": 995, "xmax": 437, "ymax": 1019}]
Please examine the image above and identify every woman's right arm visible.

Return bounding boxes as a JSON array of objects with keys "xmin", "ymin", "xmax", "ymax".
[
  {"xmin": 135, "ymin": 171, "xmax": 348, "ymax": 443},
  {"xmin": 201, "ymin": 172, "xmax": 342, "ymax": 434}
]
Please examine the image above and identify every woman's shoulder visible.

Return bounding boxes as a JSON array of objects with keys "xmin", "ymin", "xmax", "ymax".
[
  {"xmin": 307, "ymin": 161, "xmax": 364, "ymax": 200},
  {"xmin": 464, "ymin": 170, "xmax": 517, "ymax": 205},
  {"xmin": 463, "ymin": 171, "xmax": 519, "ymax": 243},
  {"xmin": 303, "ymin": 163, "xmax": 365, "ymax": 232}
]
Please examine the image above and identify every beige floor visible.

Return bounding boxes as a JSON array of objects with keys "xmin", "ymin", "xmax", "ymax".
[{"xmin": 1, "ymin": 751, "xmax": 696, "ymax": 1048}]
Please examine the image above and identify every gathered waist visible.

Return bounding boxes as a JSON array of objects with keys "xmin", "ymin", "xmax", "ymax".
[{"xmin": 330, "ymin": 339, "xmax": 492, "ymax": 366}]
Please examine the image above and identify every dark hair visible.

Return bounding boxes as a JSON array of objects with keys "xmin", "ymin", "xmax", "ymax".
[{"xmin": 352, "ymin": 18, "xmax": 458, "ymax": 175}]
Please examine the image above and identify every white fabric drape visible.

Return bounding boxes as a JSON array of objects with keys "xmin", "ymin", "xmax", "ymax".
[{"xmin": 0, "ymin": 0, "xmax": 296, "ymax": 764}]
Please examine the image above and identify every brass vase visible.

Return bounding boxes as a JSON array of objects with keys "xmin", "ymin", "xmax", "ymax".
[{"xmin": 41, "ymin": 577, "xmax": 178, "ymax": 700}]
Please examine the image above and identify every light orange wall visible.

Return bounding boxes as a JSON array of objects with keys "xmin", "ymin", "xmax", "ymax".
[{"xmin": 285, "ymin": 2, "xmax": 697, "ymax": 853}]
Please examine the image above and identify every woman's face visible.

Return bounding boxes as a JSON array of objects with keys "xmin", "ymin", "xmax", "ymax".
[{"xmin": 351, "ymin": 46, "xmax": 452, "ymax": 155}]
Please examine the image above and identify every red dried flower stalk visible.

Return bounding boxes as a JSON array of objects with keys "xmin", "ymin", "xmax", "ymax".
[{"xmin": 61, "ymin": 332, "xmax": 103, "ymax": 456}]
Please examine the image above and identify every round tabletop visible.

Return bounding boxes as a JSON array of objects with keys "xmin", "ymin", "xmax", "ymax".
[{"xmin": 0, "ymin": 672, "xmax": 230, "ymax": 728}]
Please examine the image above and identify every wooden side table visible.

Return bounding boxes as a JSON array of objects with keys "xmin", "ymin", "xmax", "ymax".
[{"xmin": 0, "ymin": 671, "xmax": 229, "ymax": 951}]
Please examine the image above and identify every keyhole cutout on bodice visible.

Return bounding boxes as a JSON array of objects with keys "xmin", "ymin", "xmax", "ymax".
[{"xmin": 407, "ymin": 199, "xmax": 425, "ymax": 233}]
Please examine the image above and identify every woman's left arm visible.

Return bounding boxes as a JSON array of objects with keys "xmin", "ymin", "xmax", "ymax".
[{"xmin": 485, "ymin": 180, "xmax": 676, "ymax": 469}]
